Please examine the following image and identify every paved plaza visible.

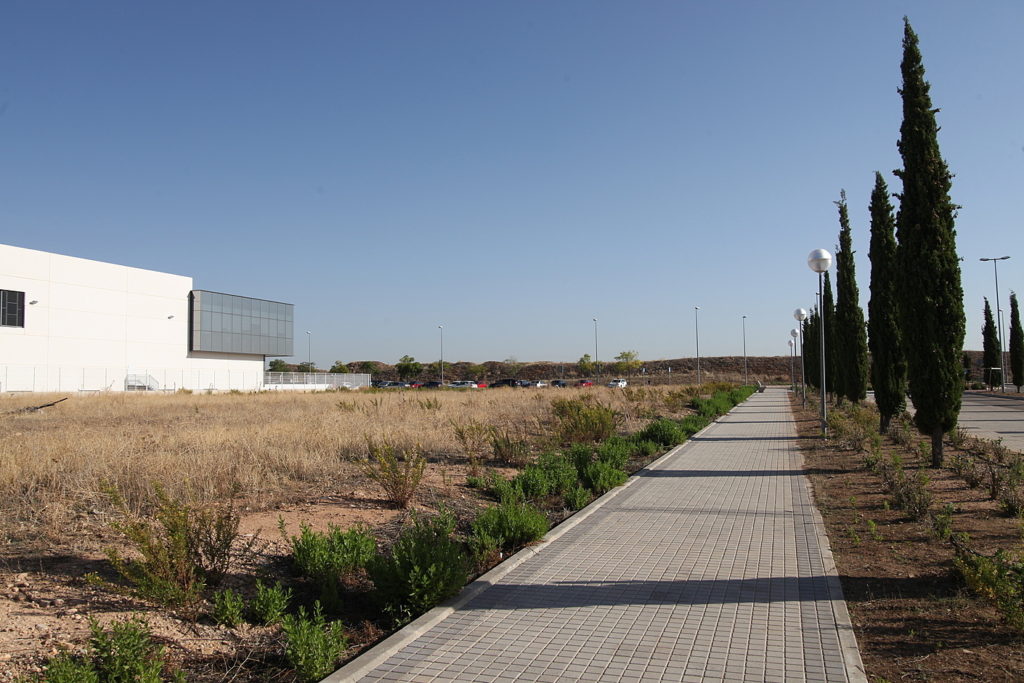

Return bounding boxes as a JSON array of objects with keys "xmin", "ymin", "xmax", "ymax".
[
  {"xmin": 329, "ymin": 387, "xmax": 866, "ymax": 682},
  {"xmin": 958, "ymin": 391, "xmax": 1024, "ymax": 453}
]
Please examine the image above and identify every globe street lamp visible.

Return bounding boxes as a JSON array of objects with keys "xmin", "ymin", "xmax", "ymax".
[
  {"xmin": 791, "ymin": 329, "xmax": 800, "ymax": 391},
  {"xmin": 742, "ymin": 315, "xmax": 748, "ymax": 386},
  {"xmin": 794, "ymin": 308, "xmax": 808, "ymax": 406},
  {"xmin": 808, "ymin": 249, "xmax": 833, "ymax": 435},
  {"xmin": 980, "ymin": 256, "xmax": 1011, "ymax": 392},
  {"xmin": 438, "ymin": 325, "xmax": 444, "ymax": 385},
  {"xmin": 694, "ymin": 306, "xmax": 701, "ymax": 385}
]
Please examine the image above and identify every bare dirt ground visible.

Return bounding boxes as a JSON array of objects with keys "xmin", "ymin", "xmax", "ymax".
[{"xmin": 794, "ymin": 397, "xmax": 1024, "ymax": 682}]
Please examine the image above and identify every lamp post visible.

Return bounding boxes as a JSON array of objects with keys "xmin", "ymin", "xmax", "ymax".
[
  {"xmin": 981, "ymin": 256, "xmax": 1011, "ymax": 392},
  {"xmin": 794, "ymin": 308, "xmax": 808, "ymax": 405},
  {"xmin": 306, "ymin": 331, "xmax": 312, "ymax": 376},
  {"xmin": 808, "ymin": 249, "xmax": 833, "ymax": 435},
  {"xmin": 790, "ymin": 329, "xmax": 800, "ymax": 391},
  {"xmin": 742, "ymin": 315, "xmax": 748, "ymax": 386},
  {"xmin": 694, "ymin": 306, "xmax": 701, "ymax": 385},
  {"xmin": 788, "ymin": 339, "xmax": 795, "ymax": 390},
  {"xmin": 593, "ymin": 317, "xmax": 598, "ymax": 378},
  {"xmin": 438, "ymin": 325, "xmax": 444, "ymax": 384}
]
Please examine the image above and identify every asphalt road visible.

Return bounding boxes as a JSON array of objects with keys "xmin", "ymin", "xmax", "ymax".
[{"xmin": 957, "ymin": 391, "xmax": 1024, "ymax": 453}]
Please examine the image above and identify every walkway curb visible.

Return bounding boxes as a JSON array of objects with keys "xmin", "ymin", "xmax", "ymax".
[{"xmin": 323, "ymin": 415, "xmax": 723, "ymax": 682}]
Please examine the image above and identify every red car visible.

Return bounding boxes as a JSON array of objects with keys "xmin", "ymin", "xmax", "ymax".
[{"xmin": 576, "ymin": 379, "xmax": 594, "ymax": 387}]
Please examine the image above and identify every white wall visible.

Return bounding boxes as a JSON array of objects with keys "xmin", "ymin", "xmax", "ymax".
[{"xmin": 0, "ymin": 244, "xmax": 265, "ymax": 392}]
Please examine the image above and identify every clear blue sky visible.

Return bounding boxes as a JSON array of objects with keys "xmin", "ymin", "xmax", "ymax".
[{"xmin": 3, "ymin": 1, "xmax": 1022, "ymax": 367}]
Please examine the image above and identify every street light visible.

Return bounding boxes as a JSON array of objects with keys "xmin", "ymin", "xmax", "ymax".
[
  {"xmin": 694, "ymin": 306, "xmax": 701, "ymax": 385},
  {"xmin": 794, "ymin": 308, "xmax": 808, "ymax": 405},
  {"xmin": 808, "ymin": 248, "xmax": 833, "ymax": 435},
  {"xmin": 593, "ymin": 317, "xmax": 598, "ymax": 377},
  {"xmin": 981, "ymin": 256, "xmax": 1011, "ymax": 391},
  {"xmin": 306, "ymin": 330, "xmax": 312, "ymax": 376},
  {"xmin": 438, "ymin": 325, "xmax": 444, "ymax": 384},
  {"xmin": 788, "ymin": 338, "xmax": 795, "ymax": 390},
  {"xmin": 790, "ymin": 329, "xmax": 800, "ymax": 391},
  {"xmin": 742, "ymin": 315, "xmax": 748, "ymax": 386}
]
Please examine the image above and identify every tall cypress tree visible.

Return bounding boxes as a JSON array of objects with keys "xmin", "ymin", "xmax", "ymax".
[
  {"xmin": 804, "ymin": 307, "xmax": 820, "ymax": 390},
  {"xmin": 834, "ymin": 190, "xmax": 869, "ymax": 404},
  {"xmin": 893, "ymin": 18, "xmax": 964, "ymax": 467},
  {"xmin": 982, "ymin": 298, "xmax": 1000, "ymax": 389},
  {"xmin": 1010, "ymin": 292, "xmax": 1023, "ymax": 392},
  {"xmin": 868, "ymin": 172, "xmax": 906, "ymax": 432},
  {"xmin": 822, "ymin": 271, "xmax": 838, "ymax": 396}
]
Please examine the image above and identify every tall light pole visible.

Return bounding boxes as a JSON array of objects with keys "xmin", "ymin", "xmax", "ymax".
[
  {"xmin": 981, "ymin": 256, "xmax": 1011, "ymax": 392},
  {"xmin": 593, "ymin": 317, "xmax": 598, "ymax": 377},
  {"xmin": 790, "ymin": 329, "xmax": 800, "ymax": 391},
  {"xmin": 694, "ymin": 306, "xmax": 701, "ymax": 385},
  {"xmin": 808, "ymin": 249, "xmax": 833, "ymax": 435},
  {"xmin": 306, "ymin": 330, "xmax": 312, "ymax": 375},
  {"xmin": 794, "ymin": 308, "xmax": 808, "ymax": 406},
  {"xmin": 741, "ymin": 315, "xmax": 748, "ymax": 386},
  {"xmin": 438, "ymin": 325, "xmax": 444, "ymax": 384},
  {"xmin": 788, "ymin": 339, "xmax": 795, "ymax": 390}
]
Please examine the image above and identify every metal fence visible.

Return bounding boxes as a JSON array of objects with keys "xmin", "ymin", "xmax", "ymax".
[{"xmin": 263, "ymin": 372, "xmax": 371, "ymax": 389}]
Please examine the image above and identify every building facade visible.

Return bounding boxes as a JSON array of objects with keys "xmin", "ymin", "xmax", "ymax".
[{"xmin": 0, "ymin": 243, "xmax": 293, "ymax": 392}]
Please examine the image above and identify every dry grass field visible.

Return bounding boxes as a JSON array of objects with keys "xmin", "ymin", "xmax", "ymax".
[{"xmin": 0, "ymin": 385, "xmax": 686, "ymax": 547}]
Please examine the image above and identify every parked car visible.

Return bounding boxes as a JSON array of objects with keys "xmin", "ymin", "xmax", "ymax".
[
  {"xmin": 380, "ymin": 381, "xmax": 410, "ymax": 388},
  {"xmin": 489, "ymin": 378, "xmax": 519, "ymax": 388},
  {"xmin": 516, "ymin": 379, "xmax": 535, "ymax": 388},
  {"xmin": 576, "ymin": 379, "xmax": 594, "ymax": 387},
  {"xmin": 607, "ymin": 378, "xmax": 628, "ymax": 388},
  {"xmin": 535, "ymin": 381, "xmax": 549, "ymax": 388},
  {"xmin": 475, "ymin": 381, "xmax": 489, "ymax": 388},
  {"xmin": 551, "ymin": 380, "xmax": 568, "ymax": 388},
  {"xmin": 409, "ymin": 381, "xmax": 425, "ymax": 388},
  {"xmin": 449, "ymin": 380, "xmax": 478, "ymax": 389},
  {"xmin": 420, "ymin": 381, "xmax": 443, "ymax": 389}
]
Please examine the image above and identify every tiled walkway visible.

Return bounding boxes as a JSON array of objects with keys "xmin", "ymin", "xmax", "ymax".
[{"xmin": 329, "ymin": 387, "xmax": 865, "ymax": 682}]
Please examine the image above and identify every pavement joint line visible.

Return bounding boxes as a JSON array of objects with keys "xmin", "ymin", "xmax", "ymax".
[{"xmin": 323, "ymin": 412, "xmax": 727, "ymax": 682}]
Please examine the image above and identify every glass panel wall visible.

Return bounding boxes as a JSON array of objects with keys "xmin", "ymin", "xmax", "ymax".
[{"xmin": 190, "ymin": 290, "xmax": 293, "ymax": 355}]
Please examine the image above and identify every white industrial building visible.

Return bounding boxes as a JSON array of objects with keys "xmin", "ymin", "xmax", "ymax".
[{"xmin": 0, "ymin": 243, "xmax": 294, "ymax": 393}]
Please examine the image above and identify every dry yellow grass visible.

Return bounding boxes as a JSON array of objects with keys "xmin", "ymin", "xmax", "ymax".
[{"xmin": 0, "ymin": 386, "xmax": 689, "ymax": 545}]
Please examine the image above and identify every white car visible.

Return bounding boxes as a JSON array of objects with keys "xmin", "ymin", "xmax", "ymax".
[
  {"xmin": 607, "ymin": 379, "xmax": 628, "ymax": 388},
  {"xmin": 449, "ymin": 380, "xmax": 478, "ymax": 389}
]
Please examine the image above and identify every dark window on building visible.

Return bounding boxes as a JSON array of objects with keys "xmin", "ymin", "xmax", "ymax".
[{"xmin": 1, "ymin": 289, "xmax": 25, "ymax": 327}]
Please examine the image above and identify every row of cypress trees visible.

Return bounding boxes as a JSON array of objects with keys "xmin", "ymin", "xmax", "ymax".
[
  {"xmin": 979, "ymin": 293, "xmax": 1024, "ymax": 390},
  {"xmin": 802, "ymin": 19, "xmax": 966, "ymax": 467}
]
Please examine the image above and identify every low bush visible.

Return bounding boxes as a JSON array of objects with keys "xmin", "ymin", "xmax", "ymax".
[
  {"xmin": 631, "ymin": 439, "xmax": 660, "ymax": 457},
  {"xmin": 535, "ymin": 452, "xmax": 579, "ymax": 495},
  {"xmin": 512, "ymin": 465, "xmax": 551, "ymax": 500},
  {"xmin": 490, "ymin": 428, "xmax": 531, "ymax": 466},
  {"xmin": 31, "ymin": 616, "xmax": 178, "ymax": 683},
  {"xmin": 471, "ymin": 501, "xmax": 549, "ymax": 553},
  {"xmin": 595, "ymin": 437, "xmax": 632, "ymax": 470},
  {"xmin": 565, "ymin": 485, "xmax": 592, "ymax": 511},
  {"xmin": 636, "ymin": 419, "xmax": 686, "ymax": 447},
  {"xmin": 551, "ymin": 396, "xmax": 617, "ymax": 444},
  {"xmin": 955, "ymin": 544, "xmax": 1024, "ymax": 633},
  {"xmin": 211, "ymin": 588, "xmax": 246, "ymax": 627},
  {"xmin": 581, "ymin": 460, "xmax": 629, "ymax": 495},
  {"xmin": 367, "ymin": 508, "xmax": 469, "ymax": 624},
  {"xmin": 359, "ymin": 439, "xmax": 426, "ymax": 509},
  {"xmin": 679, "ymin": 415, "xmax": 710, "ymax": 435},
  {"xmin": 286, "ymin": 522, "xmax": 375, "ymax": 608},
  {"xmin": 252, "ymin": 580, "xmax": 292, "ymax": 625},
  {"xmin": 281, "ymin": 602, "xmax": 350, "ymax": 683}
]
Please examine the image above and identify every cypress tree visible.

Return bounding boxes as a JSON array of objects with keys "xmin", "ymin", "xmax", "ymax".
[
  {"xmin": 982, "ymin": 298, "xmax": 1000, "ymax": 389},
  {"xmin": 893, "ymin": 18, "xmax": 964, "ymax": 467},
  {"xmin": 834, "ymin": 190, "xmax": 869, "ymax": 404},
  {"xmin": 1010, "ymin": 292, "xmax": 1023, "ymax": 392},
  {"xmin": 822, "ymin": 272, "xmax": 838, "ymax": 396},
  {"xmin": 867, "ymin": 172, "xmax": 906, "ymax": 432},
  {"xmin": 804, "ymin": 308, "xmax": 820, "ymax": 390}
]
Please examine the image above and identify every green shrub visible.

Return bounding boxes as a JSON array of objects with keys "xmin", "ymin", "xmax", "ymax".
[
  {"xmin": 565, "ymin": 485, "xmax": 592, "ymax": 511},
  {"xmin": 631, "ymin": 439, "xmax": 660, "ymax": 457},
  {"xmin": 281, "ymin": 602, "xmax": 349, "ymax": 683},
  {"xmin": 32, "ymin": 617, "xmax": 175, "ymax": 683},
  {"xmin": 635, "ymin": 419, "xmax": 686, "ymax": 447},
  {"xmin": 38, "ymin": 653, "xmax": 101, "ymax": 683},
  {"xmin": 105, "ymin": 484, "xmax": 251, "ymax": 607},
  {"xmin": 471, "ymin": 501, "xmax": 549, "ymax": 553},
  {"xmin": 535, "ymin": 452, "xmax": 579, "ymax": 494},
  {"xmin": 359, "ymin": 439, "xmax": 426, "ymax": 508},
  {"xmin": 252, "ymin": 580, "xmax": 292, "ymax": 625},
  {"xmin": 551, "ymin": 396, "xmax": 617, "ymax": 444},
  {"xmin": 512, "ymin": 465, "xmax": 551, "ymax": 500},
  {"xmin": 581, "ymin": 460, "xmax": 629, "ymax": 495},
  {"xmin": 566, "ymin": 442, "xmax": 595, "ymax": 475},
  {"xmin": 679, "ymin": 415, "xmax": 710, "ymax": 435},
  {"xmin": 287, "ymin": 522, "xmax": 375, "ymax": 608},
  {"xmin": 932, "ymin": 503, "xmax": 955, "ymax": 540},
  {"xmin": 211, "ymin": 588, "xmax": 246, "ymax": 627},
  {"xmin": 367, "ymin": 508, "xmax": 469, "ymax": 623},
  {"xmin": 955, "ymin": 546, "xmax": 1024, "ymax": 633},
  {"xmin": 595, "ymin": 437, "xmax": 632, "ymax": 470}
]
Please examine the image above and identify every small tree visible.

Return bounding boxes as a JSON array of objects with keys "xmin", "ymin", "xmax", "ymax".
[
  {"xmin": 268, "ymin": 359, "xmax": 289, "ymax": 372},
  {"xmin": 356, "ymin": 361, "xmax": 379, "ymax": 375},
  {"xmin": 834, "ymin": 190, "xmax": 869, "ymax": 404},
  {"xmin": 982, "ymin": 298, "xmax": 1000, "ymax": 389},
  {"xmin": 296, "ymin": 362, "xmax": 316, "ymax": 373},
  {"xmin": 395, "ymin": 355, "xmax": 423, "ymax": 381},
  {"xmin": 612, "ymin": 351, "xmax": 642, "ymax": 376},
  {"xmin": 329, "ymin": 361, "xmax": 350, "ymax": 374},
  {"xmin": 1011, "ymin": 292, "xmax": 1023, "ymax": 392},
  {"xmin": 577, "ymin": 354, "xmax": 595, "ymax": 377}
]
